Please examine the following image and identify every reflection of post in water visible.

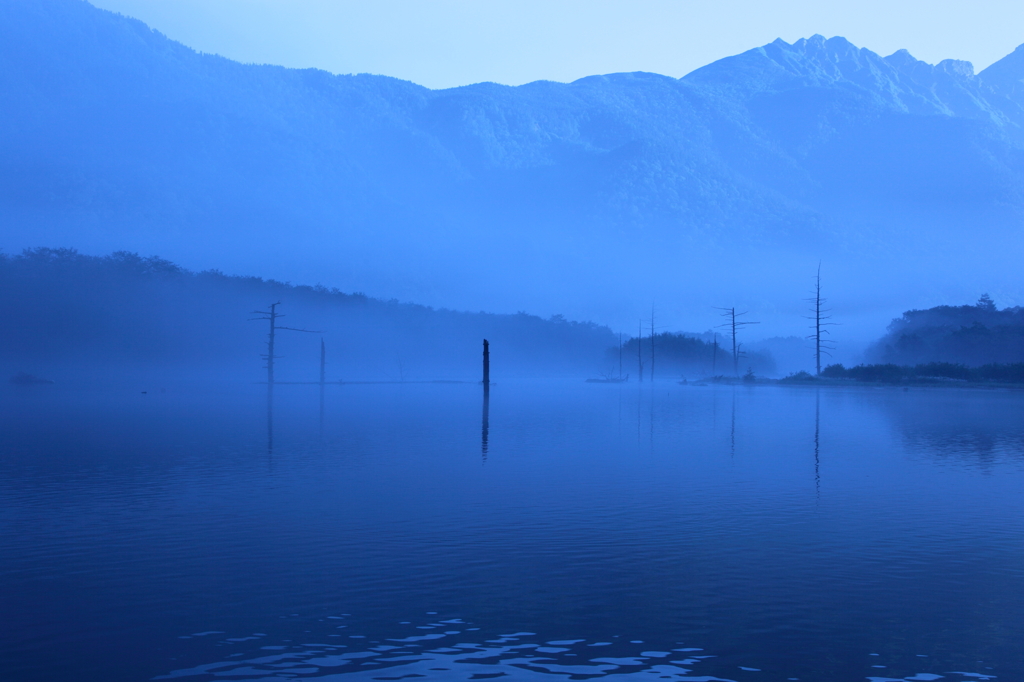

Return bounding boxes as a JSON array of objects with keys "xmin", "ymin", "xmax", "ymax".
[
  {"xmin": 319, "ymin": 339, "xmax": 326, "ymax": 439},
  {"xmin": 319, "ymin": 338, "xmax": 327, "ymax": 386},
  {"xmin": 730, "ymin": 390, "xmax": 736, "ymax": 458},
  {"xmin": 712, "ymin": 386, "xmax": 718, "ymax": 429},
  {"xmin": 814, "ymin": 391, "xmax": 821, "ymax": 499},
  {"xmin": 319, "ymin": 383, "xmax": 325, "ymax": 440},
  {"xmin": 267, "ymin": 382, "xmax": 275, "ymax": 457},
  {"xmin": 649, "ymin": 383, "xmax": 655, "ymax": 448},
  {"xmin": 481, "ymin": 386, "xmax": 490, "ymax": 460},
  {"xmin": 637, "ymin": 383, "xmax": 642, "ymax": 443}
]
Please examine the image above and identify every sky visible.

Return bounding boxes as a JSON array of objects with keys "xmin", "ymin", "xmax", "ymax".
[{"xmin": 88, "ymin": 0, "xmax": 1024, "ymax": 89}]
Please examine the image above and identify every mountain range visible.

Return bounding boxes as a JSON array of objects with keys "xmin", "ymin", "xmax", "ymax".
[{"xmin": 2, "ymin": 0, "xmax": 1023, "ymax": 343}]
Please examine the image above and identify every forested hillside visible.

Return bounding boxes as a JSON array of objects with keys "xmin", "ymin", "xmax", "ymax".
[
  {"xmin": 0, "ymin": 249, "xmax": 614, "ymax": 382},
  {"xmin": 868, "ymin": 295, "xmax": 1024, "ymax": 366}
]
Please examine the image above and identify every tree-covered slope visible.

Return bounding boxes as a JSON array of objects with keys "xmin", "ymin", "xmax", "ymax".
[
  {"xmin": 868, "ymin": 295, "xmax": 1024, "ymax": 365},
  {"xmin": 0, "ymin": 249, "xmax": 615, "ymax": 381}
]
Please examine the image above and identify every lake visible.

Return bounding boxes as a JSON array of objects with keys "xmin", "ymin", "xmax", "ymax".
[{"xmin": 2, "ymin": 380, "xmax": 1022, "ymax": 682}]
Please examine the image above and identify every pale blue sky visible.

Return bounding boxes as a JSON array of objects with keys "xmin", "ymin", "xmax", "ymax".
[{"xmin": 89, "ymin": 0, "xmax": 1024, "ymax": 89}]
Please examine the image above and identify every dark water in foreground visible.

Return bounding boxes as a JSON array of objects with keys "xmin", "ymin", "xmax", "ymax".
[{"xmin": 1, "ymin": 380, "xmax": 1023, "ymax": 682}]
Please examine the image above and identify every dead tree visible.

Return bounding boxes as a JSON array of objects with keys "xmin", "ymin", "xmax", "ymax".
[
  {"xmin": 249, "ymin": 302, "xmax": 321, "ymax": 385},
  {"xmin": 715, "ymin": 307, "xmax": 759, "ymax": 377},
  {"xmin": 805, "ymin": 263, "xmax": 837, "ymax": 375}
]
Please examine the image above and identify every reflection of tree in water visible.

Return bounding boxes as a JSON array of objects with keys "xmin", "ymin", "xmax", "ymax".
[
  {"xmin": 886, "ymin": 393, "xmax": 1024, "ymax": 467},
  {"xmin": 318, "ymin": 384, "xmax": 325, "ymax": 440},
  {"xmin": 730, "ymin": 390, "xmax": 736, "ymax": 458},
  {"xmin": 266, "ymin": 383, "xmax": 274, "ymax": 457},
  {"xmin": 903, "ymin": 430, "xmax": 1015, "ymax": 467},
  {"xmin": 814, "ymin": 390, "xmax": 820, "ymax": 500}
]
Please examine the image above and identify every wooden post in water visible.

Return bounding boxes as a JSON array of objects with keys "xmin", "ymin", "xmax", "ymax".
[
  {"xmin": 482, "ymin": 339, "xmax": 491, "ymax": 458},
  {"xmin": 318, "ymin": 338, "xmax": 326, "ymax": 438},
  {"xmin": 482, "ymin": 339, "xmax": 490, "ymax": 386}
]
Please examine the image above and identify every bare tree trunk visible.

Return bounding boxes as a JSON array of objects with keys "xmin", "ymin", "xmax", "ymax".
[
  {"xmin": 715, "ymin": 307, "xmax": 758, "ymax": 378},
  {"xmin": 730, "ymin": 308, "xmax": 738, "ymax": 377},
  {"xmin": 806, "ymin": 263, "xmax": 835, "ymax": 375},
  {"xmin": 250, "ymin": 302, "xmax": 321, "ymax": 385},
  {"xmin": 814, "ymin": 265, "xmax": 822, "ymax": 375}
]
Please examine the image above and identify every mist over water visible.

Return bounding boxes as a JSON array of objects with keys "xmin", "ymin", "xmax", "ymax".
[{"xmin": 2, "ymin": 380, "xmax": 1022, "ymax": 682}]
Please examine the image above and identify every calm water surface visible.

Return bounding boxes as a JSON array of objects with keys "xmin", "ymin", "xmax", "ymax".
[{"xmin": 1, "ymin": 380, "xmax": 1023, "ymax": 682}]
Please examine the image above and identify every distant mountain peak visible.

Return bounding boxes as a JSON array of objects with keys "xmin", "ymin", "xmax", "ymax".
[
  {"xmin": 937, "ymin": 59, "xmax": 975, "ymax": 79},
  {"xmin": 884, "ymin": 48, "xmax": 921, "ymax": 68},
  {"xmin": 793, "ymin": 34, "xmax": 829, "ymax": 47},
  {"xmin": 683, "ymin": 34, "xmax": 1011, "ymax": 125},
  {"xmin": 685, "ymin": 34, "xmax": 883, "ymax": 91},
  {"xmin": 687, "ymin": 35, "xmax": 907, "ymax": 96},
  {"xmin": 979, "ymin": 42, "xmax": 1024, "ymax": 103}
]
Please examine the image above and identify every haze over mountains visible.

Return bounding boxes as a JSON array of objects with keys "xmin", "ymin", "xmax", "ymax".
[{"xmin": 2, "ymin": 0, "xmax": 1023, "ymax": 345}]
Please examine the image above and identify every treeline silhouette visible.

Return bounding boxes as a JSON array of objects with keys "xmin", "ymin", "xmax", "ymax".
[
  {"xmin": 818, "ymin": 362, "xmax": 1024, "ymax": 384},
  {"xmin": 0, "ymin": 249, "xmax": 614, "ymax": 381},
  {"xmin": 615, "ymin": 332, "xmax": 775, "ymax": 380},
  {"xmin": 868, "ymin": 295, "xmax": 1024, "ymax": 366}
]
